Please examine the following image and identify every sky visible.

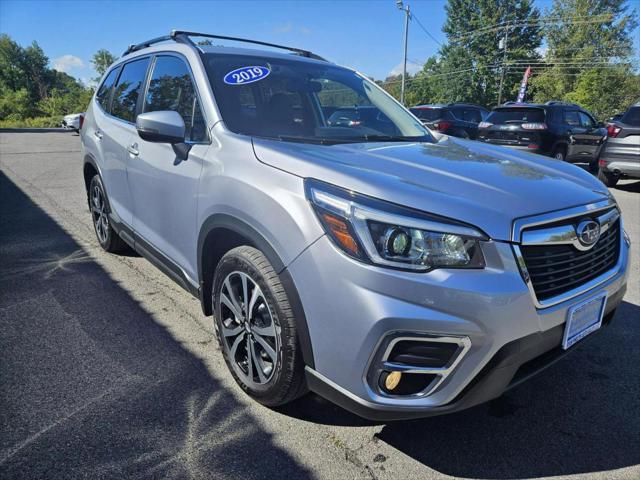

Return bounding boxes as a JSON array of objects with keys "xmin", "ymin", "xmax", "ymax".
[{"xmin": 0, "ymin": 0, "xmax": 637, "ymax": 86}]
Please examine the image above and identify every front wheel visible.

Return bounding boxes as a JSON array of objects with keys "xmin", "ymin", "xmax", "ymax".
[{"xmin": 213, "ymin": 246, "xmax": 306, "ymax": 406}]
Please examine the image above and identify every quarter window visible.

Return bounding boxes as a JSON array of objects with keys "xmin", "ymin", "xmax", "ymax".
[
  {"xmin": 144, "ymin": 56, "xmax": 207, "ymax": 142},
  {"xmin": 95, "ymin": 67, "xmax": 120, "ymax": 112},
  {"xmin": 111, "ymin": 58, "xmax": 150, "ymax": 123}
]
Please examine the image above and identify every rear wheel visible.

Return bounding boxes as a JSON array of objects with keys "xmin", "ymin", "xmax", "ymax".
[
  {"xmin": 89, "ymin": 175, "xmax": 127, "ymax": 253},
  {"xmin": 213, "ymin": 246, "xmax": 306, "ymax": 406},
  {"xmin": 551, "ymin": 146, "xmax": 567, "ymax": 161},
  {"xmin": 597, "ymin": 168, "xmax": 619, "ymax": 187}
]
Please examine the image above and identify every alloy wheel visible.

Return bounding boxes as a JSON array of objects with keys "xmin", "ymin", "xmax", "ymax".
[
  {"xmin": 91, "ymin": 184, "xmax": 109, "ymax": 244},
  {"xmin": 219, "ymin": 271, "xmax": 280, "ymax": 386}
]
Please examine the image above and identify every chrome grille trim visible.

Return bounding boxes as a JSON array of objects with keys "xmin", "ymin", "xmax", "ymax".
[{"xmin": 513, "ymin": 206, "xmax": 624, "ymax": 309}]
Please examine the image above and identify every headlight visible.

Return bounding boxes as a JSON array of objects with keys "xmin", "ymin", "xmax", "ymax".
[{"xmin": 306, "ymin": 179, "xmax": 487, "ymax": 271}]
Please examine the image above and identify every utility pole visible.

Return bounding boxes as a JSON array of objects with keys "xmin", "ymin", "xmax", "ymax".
[
  {"xmin": 497, "ymin": 22, "xmax": 509, "ymax": 105},
  {"xmin": 396, "ymin": 0, "xmax": 411, "ymax": 105}
]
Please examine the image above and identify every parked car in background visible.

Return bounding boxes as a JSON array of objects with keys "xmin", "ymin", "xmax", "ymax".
[
  {"xmin": 410, "ymin": 103, "xmax": 489, "ymax": 139},
  {"xmin": 598, "ymin": 104, "xmax": 640, "ymax": 187},
  {"xmin": 478, "ymin": 102, "xmax": 607, "ymax": 171},
  {"xmin": 606, "ymin": 113, "xmax": 624, "ymax": 124},
  {"xmin": 61, "ymin": 113, "xmax": 84, "ymax": 132}
]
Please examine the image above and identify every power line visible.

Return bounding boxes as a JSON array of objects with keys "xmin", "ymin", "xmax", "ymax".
[{"xmin": 411, "ymin": 12, "xmax": 443, "ymax": 46}]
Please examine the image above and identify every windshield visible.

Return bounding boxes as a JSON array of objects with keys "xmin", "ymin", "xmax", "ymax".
[
  {"xmin": 204, "ymin": 54, "xmax": 432, "ymax": 144},
  {"xmin": 486, "ymin": 108, "xmax": 545, "ymax": 124}
]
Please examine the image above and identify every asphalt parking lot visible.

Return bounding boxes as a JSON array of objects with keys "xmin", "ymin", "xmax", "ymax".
[{"xmin": 1, "ymin": 130, "xmax": 639, "ymax": 480}]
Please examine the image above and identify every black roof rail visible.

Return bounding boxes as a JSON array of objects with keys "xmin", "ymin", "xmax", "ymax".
[
  {"xmin": 545, "ymin": 101, "xmax": 578, "ymax": 107},
  {"xmin": 123, "ymin": 30, "xmax": 327, "ymax": 61}
]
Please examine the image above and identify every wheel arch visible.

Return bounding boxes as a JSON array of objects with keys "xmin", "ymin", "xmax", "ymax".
[{"xmin": 198, "ymin": 213, "xmax": 315, "ymax": 368}]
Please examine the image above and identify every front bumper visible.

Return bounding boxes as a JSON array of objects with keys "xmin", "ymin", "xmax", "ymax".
[{"xmin": 289, "ymin": 227, "xmax": 630, "ymax": 420}]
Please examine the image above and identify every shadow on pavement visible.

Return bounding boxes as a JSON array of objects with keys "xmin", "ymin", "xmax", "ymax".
[
  {"xmin": 612, "ymin": 180, "xmax": 640, "ymax": 193},
  {"xmin": 0, "ymin": 171, "xmax": 310, "ymax": 479}
]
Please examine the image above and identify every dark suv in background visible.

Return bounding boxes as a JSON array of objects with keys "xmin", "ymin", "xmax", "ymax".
[
  {"xmin": 410, "ymin": 103, "xmax": 489, "ymax": 139},
  {"xmin": 478, "ymin": 102, "xmax": 607, "ymax": 170}
]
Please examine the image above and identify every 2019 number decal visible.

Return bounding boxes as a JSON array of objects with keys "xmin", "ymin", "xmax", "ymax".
[{"xmin": 224, "ymin": 66, "xmax": 270, "ymax": 85}]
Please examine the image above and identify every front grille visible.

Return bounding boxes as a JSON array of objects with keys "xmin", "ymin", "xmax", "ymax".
[{"xmin": 520, "ymin": 219, "xmax": 620, "ymax": 301}]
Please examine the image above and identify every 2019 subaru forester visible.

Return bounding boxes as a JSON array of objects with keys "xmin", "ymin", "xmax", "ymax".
[{"xmin": 80, "ymin": 31, "xmax": 630, "ymax": 420}]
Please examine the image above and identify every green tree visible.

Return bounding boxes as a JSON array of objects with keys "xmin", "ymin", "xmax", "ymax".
[
  {"xmin": 91, "ymin": 49, "xmax": 117, "ymax": 80},
  {"xmin": 530, "ymin": 0, "xmax": 638, "ymax": 119},
  {"xmin": 431, "ymin": 0, "xmax": 543, "ymax": 106}
]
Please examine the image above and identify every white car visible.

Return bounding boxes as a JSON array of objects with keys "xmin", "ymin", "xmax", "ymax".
[{"xmin": 61, "ymin": 113, "xmax": 84, "ymax": 132}]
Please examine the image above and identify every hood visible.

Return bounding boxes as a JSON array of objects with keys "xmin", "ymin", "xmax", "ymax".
[{"xmin": 252, "ymin": 136, "xmax": 609, "ymax": 241}]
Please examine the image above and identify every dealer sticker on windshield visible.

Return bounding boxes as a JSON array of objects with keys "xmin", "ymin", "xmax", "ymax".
[{"xmin": 224, "ymin": 66, "xmax": 270, "ymax": 85}]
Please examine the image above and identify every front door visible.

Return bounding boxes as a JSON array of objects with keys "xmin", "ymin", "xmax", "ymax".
[{"xmin": 127, "ymin": 55, "xmax": 209, "ymax": 282}]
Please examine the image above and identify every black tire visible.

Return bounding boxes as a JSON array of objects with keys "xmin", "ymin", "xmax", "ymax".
[
  {"xmin": 551, "ymin": 145, "xmax": 567, "ymax": 161},
  {"xmin": 597, "ymin": 168, "xmax": 619, "ymax": 187},
  {"xmin": 588, "ymin": 159, "xmax": 599, "ymax": 173},
  {"xmin": 212, "ymin": 246, "xmax": 306, "ymax": 406},
  {"xmin": 88, "ymin": 174, "xmax": 127, "ymax": 253}
]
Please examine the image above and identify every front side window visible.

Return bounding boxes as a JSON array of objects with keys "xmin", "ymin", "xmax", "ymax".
[
  {"xmin": 111, "ymin": 58, "xmax": 150, "ymax": 123},
  {"xmin": 96, "ymin": 67, "xmax": 120, "ymax": 112},
  {"xmin": 578, "ymin": 112, "xmax": 595, "ymax": 128},
  {"xmin": 144, "ymin": 56, "xmax": 207, "ymax": 142},
  {"xmin": 204, "ymin": 54, "xmax": 431, "ymax": 144}
]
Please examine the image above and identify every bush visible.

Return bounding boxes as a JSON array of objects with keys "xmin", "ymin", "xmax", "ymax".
[{"xmin": 0, "ymin": 116, "xmax": 61, "ymax": 128}]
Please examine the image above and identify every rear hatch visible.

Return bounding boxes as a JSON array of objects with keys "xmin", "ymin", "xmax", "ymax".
[
  {"xmin": 410, "ymin": 107, "xmax": 446, "ymax": 130},
  {"xmin": 606, "ymin": 106, "xmax": 640, "ymax": 159},
  {"xmin": 478, "ymin": 107, "xmax": 546, "ymax": 147}
]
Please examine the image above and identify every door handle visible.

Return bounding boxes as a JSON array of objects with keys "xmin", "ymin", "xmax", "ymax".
[
  {"xmin": 127, "ymin": 143, "xmax": 139, "ymax": 157},
  {"xmin": 94, "ymin": 130, "xmax": 103, "ymax": 140}
]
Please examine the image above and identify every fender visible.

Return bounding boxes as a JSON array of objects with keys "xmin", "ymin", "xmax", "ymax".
[{"xmin": 198, "ymin": 213, "xmax": 315, "ymax": 368}]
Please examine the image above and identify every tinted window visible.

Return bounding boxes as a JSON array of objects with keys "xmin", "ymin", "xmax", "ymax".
[
  {"xmin": 111, "ymin": 58, "xmax": 150, "ymax": 123},
  {"xmin": 563, "ymin": 110, "xmax": 581, "ymax": 127},
  {"xmin": 621, "ymin": 106, "xmax": 640, "ymax": 126},
  {"xmin": 578, "ymin": 111, "xmax": 595, "ymax": 128},
  {"xmin": 96, "ymin": 67, "xmax": 120, "ymax": 112},
  {"xmin": 410, "ymin": 108, "xmax": 444, "ymax": 121},
  {"xmin": 451, "ymin": 107, "xmax": 483, "ymax": 123},
  {"xmin": 486, "ymin": 108, "xmax": 545, "ymax": 124},
  {"xmin": 144, "ymin": 56, "xmax": 206, "ymax": 142}
]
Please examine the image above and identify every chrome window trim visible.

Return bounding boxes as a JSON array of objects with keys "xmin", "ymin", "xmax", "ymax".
[
  {"xmin": 364, "ymin": 332, "xmax": 471, "ymax": 399},
  {"xmin": 512, "ymin": 214, "xmax": 625, "ymax": 309},
  {"xmin": 511, "ymin": 198, "xmax": 616, "ymax": 243}
]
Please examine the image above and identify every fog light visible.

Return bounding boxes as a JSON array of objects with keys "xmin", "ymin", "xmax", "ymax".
[{"xmin": 383, "ymin": 371, "xmax": 402, "ymax": 391}]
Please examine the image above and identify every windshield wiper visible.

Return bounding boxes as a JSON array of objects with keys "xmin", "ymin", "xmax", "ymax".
[{"xmin": 341, "ymin": 134, "xmax": 428, "ymax": 143}]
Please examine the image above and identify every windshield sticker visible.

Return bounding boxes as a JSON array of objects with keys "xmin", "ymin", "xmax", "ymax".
[{"xmin": 224, "ymin": 66, "xmax": 270, "ymax": 85}]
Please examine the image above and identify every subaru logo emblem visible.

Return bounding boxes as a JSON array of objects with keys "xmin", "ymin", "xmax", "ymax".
[{"xmin": 576, "ymin": 220, "xmax": 600, "ymax": 248}]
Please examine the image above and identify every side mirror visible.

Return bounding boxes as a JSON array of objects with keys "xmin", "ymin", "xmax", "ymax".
[{"xmin": 136, "ymin": 111, "xmax": 191, "ymax": 160}]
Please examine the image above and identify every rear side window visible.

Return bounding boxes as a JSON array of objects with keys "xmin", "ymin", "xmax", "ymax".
[
  {"xmin": 621, "ymin": 106, "xmax": 640, "ymax": 126},
  {"xmin": 410, "ymin": 108, "xmax": 444, "ymax": 121},
  {"xmin": 111, "ymin": 58, "xmax": 150, "ymax": 123},
  {"xmin": 95, "ymin": 67, "xmax": 120, "ymax": 112},
  {"xmin": 143, "ymin": 56, "xmax": 207, "ymax": 142},
  {"xmin": 486, "ymin": 108, "xmax": 545, "ymax": 124}
]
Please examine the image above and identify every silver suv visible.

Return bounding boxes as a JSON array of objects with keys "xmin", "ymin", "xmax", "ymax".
[{"xmin": 81, "ymin": 31, "xmax": 630, "ymax": 420}]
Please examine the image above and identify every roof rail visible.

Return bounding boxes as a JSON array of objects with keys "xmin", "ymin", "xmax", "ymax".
[
  {"xmin": 123, "ymin": 30, "xmax": 327, "ymax": 61},
  {"xmin": 545, "ymin": 101, "xmax": 578, "ymax": 107}
]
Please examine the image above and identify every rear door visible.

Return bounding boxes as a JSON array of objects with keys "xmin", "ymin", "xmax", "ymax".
[
  {"xmin": 127, "ymin": 54, "xmax": 209, "ymax": 281},
  {"xmin": 567, "ymin": 111, "xmax": 605, "ymax": 161},
  {"xmin": 562, "ymin": 109, "xmax": 588, "ymax": 160},
  {"xmin": 100, "ymin": 57, "xmax": 150, "ymax": 227}
]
